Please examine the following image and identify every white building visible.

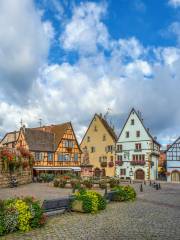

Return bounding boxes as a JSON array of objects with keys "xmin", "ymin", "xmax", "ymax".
[
  {"xmin": 166, "ymin": 137, "xmax": 180, "ymax": 182},
  {"xmin": 116, "ymin": 108, "xmax": 160, "ymax": 180}
]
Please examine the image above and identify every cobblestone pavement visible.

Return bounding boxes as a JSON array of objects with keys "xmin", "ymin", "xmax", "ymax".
[
  {"xmin": 1, "ymin": 183, "xmax": 180, "ymax": 240},
  {"xmin": 0, "ymin": 183, "xmax": 104, "ymax": 202}
]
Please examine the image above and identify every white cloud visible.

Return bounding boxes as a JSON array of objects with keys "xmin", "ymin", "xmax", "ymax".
[
  {"xmin": 0, "ymin": 0, "xmax": 180, "ymax": 145},
  {"xmin": 60, "ymin": 2, "xmax": 109, "ymax": 54},
  {"xmin": 0, "ymin": 0, "xmax": 51, "ymax": 103},
  {"xmin": 169, "ymin": 0, "xmax": 180, "ymax": 7}
]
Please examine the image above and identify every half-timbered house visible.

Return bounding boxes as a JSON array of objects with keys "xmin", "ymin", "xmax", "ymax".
[
  {"xmin": 16, "ymin": 122, "xmax": 82, "ymax": 176},
  {"xmin": 166, "ymin": 137, "xmax": 180, "ymax": 182}
]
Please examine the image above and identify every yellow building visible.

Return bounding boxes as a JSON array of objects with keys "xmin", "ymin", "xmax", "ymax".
[{"xmin": 80, "ymin": 114, "xmax": 117, "ymax": 177}]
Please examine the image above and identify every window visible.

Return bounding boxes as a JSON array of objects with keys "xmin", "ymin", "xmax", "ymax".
[
  {"xmin": 135, "ymin": 143, "xmax": 141, "ymax": 150},
  {"xmin": 58, "ymin": 154, "xmax": 63, "ymax": 161},
  {"xmin": 64, "ymin": 140, "xmax": 74, "ymax": 148},
  {"xmin": 106, "ymin": 145, "xmax": 113, "ymax": 152},
  {"xmin": 117, "ymin": 144, "xmax": 122, "ymax": 152},
  {"xmin": 35, "ymin": 152, "xmax": 43, "ymax": 161},
  {"xmin": 131, "ymin": 119, "xmax": 134, "ymax": 125},
  {"xmin": 74, "ymin": 153, "xmax": 78, "ymax": 161},
  {"xmin": 48, "ymin": 153, "xmax": 53, "ymax": 161},
  {"xmin": 87, "ymin": 136, "xmax": 90, "ymax": 142},
  {"xmin": 110, "ymin": 156, "xmax": 113, "ymax": 161},
  {"xmin": 64, "ymin": 140, "xmax": 68, "ymax": 147},
  {"xmin": 94, "ymin": 125, "xmax": 98, "ymax": 132},
  {"xmin": 126, "ymin": 131, "xmax": 129, "ymax": 138},
  {"xmin": 136, "ymin": 131, "xmax": 140, "ymax": 137},
  {"xmin": 117, "ymin": 155, "xmax": 122, "ymax": 161},
  {"xmin": 91, "ymin": 147, "xmax": 95, "ymax": 153},
  {"xmin": 102, "ymin": 134, "xmax": 106, "ymax": 141},
  {"xmin": 64, "ymin": 154, "xmax": 70, "ymax": 161},
  {"xmin": 120, "ymin": 169, "xmax": 126, "ymax": 175}
]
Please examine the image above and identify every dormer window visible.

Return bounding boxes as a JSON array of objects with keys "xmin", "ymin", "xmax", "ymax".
[
  {"xmin": 131, "ymin": 119, "xmax": 134, "ymax": 125},
  {"xmin": 126, "ymin": 131, "xmax": 129, "ymax": 138}
]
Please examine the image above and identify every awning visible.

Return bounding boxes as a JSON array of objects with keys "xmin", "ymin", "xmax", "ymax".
[{"xmin": 33, "ymin": 166, "xmax": 81, "ymax": 172}]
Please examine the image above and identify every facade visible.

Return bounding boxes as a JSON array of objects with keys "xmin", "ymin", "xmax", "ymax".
[
  {"xmin": 116, "ymin": 108, "xmax": 160, "ymax": 180},
  {"xmin": 0, "ymin": 131, "xmax": 19, "ymax": 148},
  {"xmin": 15, "ymin": 122, "xmax": 82, "ymax": 176},
  {"xmin": 80, "ymin": 114, "xmax": 117, "ymax": 177},
  {"xmin": 166, "ymin": 137, "xmax": 180, "ymax": 182}
]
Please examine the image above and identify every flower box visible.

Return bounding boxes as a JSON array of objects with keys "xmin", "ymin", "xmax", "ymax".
[
  {"xmin": 108, "ymin": 162, "xmax": 114, "ymax": 167},
  {"xmin": 115, "ymin": 160, "xmax": 123, "ymax": 166},
  {"xmin": 101, "ymin": 162, "xmax": 107, "ymax": 168}
]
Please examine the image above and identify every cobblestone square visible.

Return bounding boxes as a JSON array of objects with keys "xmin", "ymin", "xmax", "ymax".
[{"xmin": 1, "ymin": 182, "xmax": 180, "ymax": 240}]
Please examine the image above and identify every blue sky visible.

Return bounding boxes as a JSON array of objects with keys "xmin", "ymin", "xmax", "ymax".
[
  {"xmin": 35, "ymin": 0, "xmax": 180, "ymax": 64},
  {"xmin": 0, "ymin": 0, "xmax": 180, "ymax": 147}
]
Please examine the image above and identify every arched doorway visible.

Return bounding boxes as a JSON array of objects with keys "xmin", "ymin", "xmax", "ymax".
[
  {"xmin": 171, "ymin": 171, "xmax": 180, "ymax": 182},
  {"xmin": 135, "ymin": 169, "xmax": 145, "ymax": 180},
  {"xmin": 94, "ymin": 168, "xmax": 101, "ymax": 177}
]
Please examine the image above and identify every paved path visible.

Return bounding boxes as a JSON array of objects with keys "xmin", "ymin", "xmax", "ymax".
[{"xmin": 1, "ymin": 183, "xmax": 180, "ymax": 240}]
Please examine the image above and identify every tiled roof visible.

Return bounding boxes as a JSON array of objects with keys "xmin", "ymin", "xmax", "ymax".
[
  {"xmin": 33, "ymin": 122, "xmax": 70, "ymax": 147},
  {"xmin": 24, "ymin": 128, "xmax": 55, "ymax": 152}
]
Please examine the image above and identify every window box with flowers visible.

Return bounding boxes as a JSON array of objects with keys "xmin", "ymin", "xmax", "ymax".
[
  {"xmin": 115, "ymin": 160, "xmax": 123, "ymax": 166},
  {"xmin": 108, "ymin": 161, "xmax": 114, "ymax": 167},
  {"xmin": 130, "ymin": 160, "xmax": 145, "ymax": 166},
  {"xmin": 101, "ymin": 162, "xmax": 107, "ymax": 168},
  {"xmin": 0, "ymin": 147, "xmax": 34, "ymax": 173}
]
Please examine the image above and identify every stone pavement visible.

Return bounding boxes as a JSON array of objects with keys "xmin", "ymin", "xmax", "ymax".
[{"xmin": 1, "ymin": 182, "xmax": 180, "ymax": 240}]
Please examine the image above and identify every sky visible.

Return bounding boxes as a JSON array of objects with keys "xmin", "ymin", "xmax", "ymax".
[{"xmin": 0, "ymin": 0, "xmax": 180, "ymax": 147}]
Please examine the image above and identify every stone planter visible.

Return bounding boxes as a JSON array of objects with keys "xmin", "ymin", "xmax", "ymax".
[{"xmin": 71, "ymin": 200, "xmax": 85, "ymax": 213}]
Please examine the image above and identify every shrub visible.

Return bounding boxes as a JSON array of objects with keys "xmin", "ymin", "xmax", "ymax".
[
  {"xmin": 53, "ymin": 179, "xmax": 59, "ymax": 187},
  {"xmin": 109, "ymin": 178, "xmax": 119, "ymax": 188},
  {"xmin": 0, "ymin": 197, "xmax": 46, "ymax": 236},
  {"xmin": 39, "ymin": 173, "xmax": 55, "ymax": 183},
  {"xmin": 83, "ymin": 179, "xmax": 93, "ymax": 189},
  {"xmin": 72, "ymin": 189, "xmax": 106, "ymax": 213},
  {"xmin": 70, "ymin": 179, "xmax": 81, "ymax": 189},
  {"xmin": 99, "ymin": 180, "xmax": 107, "ymax": 189},
  {"xmin": 59, "ymin": 179, "xmax": 67, "ymax": 188},
  {"xmin": 15, "ymin": 199, "xmax": 32, "ymax": 232},
  {"xmin": 112, "ymin": 185, "xmax": 136, "ymax": 202}
]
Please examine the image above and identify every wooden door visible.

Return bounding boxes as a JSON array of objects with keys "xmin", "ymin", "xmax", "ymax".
[
  {"xmin": 171, "ymin": 172, "xmax": 180, "ymax": 182},
  {"xmin": 135, "ymin": 169, "xmax": 145, "ymax": 180}
]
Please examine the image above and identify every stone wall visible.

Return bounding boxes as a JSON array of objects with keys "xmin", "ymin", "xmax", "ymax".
[
  {"xmin": 0, "ymin": 170, "xmax": 32, "ymax": 188},
  {"xmin": 0, "ymin": 159, "xmax": 32, "ymax": 188}
]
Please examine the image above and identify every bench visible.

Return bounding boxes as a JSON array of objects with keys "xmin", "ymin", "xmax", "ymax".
[
  {"xmin": 104, "ymin": 191, "xmax": 118, "ymax": 201},
  {"xmin": 42, "ymin": 196, "xmax": 75, "ymax": 216}
]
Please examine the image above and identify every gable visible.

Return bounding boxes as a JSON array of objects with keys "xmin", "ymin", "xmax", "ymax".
[
  {"xmin": 118, "ymin": 109, "xmax": 151, "ymax": 142},
  {"xmin": 57, "ymin": 123, "xmax": 81, "ymax": 152},
  {"xmin": 81, "ymin": 114, "xmax": 116, "ymax": 147}
]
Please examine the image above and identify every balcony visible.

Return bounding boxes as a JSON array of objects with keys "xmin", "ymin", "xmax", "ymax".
[
  {"xmin": 34, "ymin": 161, "xmax": 81, "ymax": 167},
  {"xmin": 130, "ymin": 160, "xmax": 145, "ymax": 166}
]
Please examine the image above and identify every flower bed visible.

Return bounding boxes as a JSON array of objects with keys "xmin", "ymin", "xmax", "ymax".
[
  {"xmin": 0, "ymin": 197, "xmax": 46, "ymax": 236},
  {"xmin": 71, "ymin": 189, "xmax": 106, "ymax": 213},
  {"xmin": 111, "ymin": 185, "xmax": 136, "ymax": 201}
]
